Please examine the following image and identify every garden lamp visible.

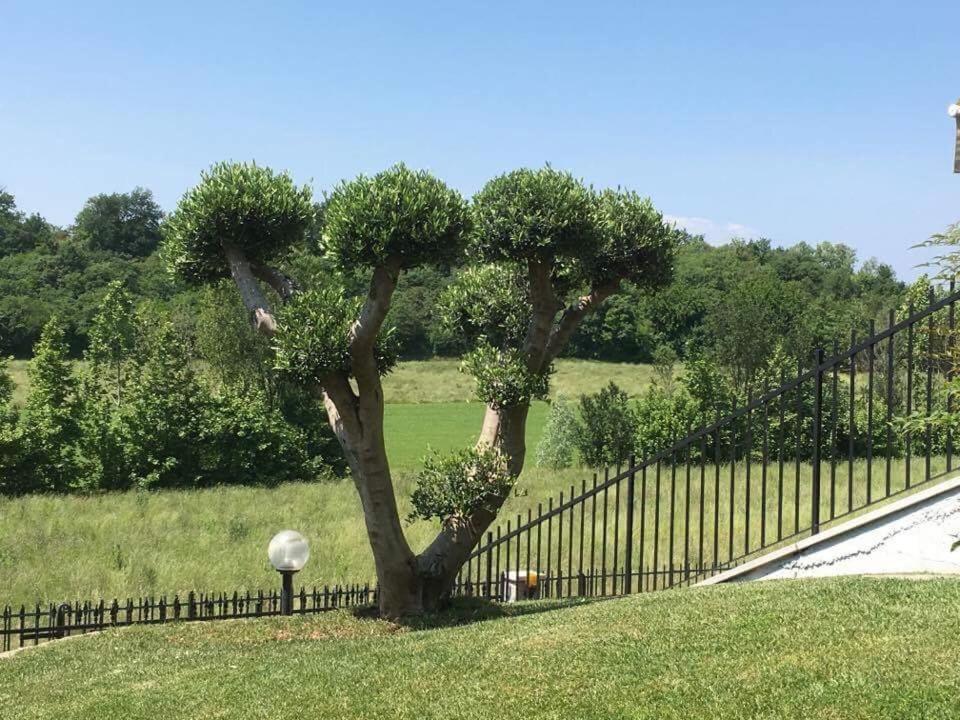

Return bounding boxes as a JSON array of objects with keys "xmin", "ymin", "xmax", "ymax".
[
  {"xmin": 950, "ymin": 99, "xmax": 960, "ymax": 173},
  {"xmin": 268, "ymin": 530, "xmax": 310, "ymax": 615}
]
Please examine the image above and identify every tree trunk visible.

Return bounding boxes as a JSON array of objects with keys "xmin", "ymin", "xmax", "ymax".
[
  {"xmin": 416, "ymin": 402, "xmax": 530, "ymax": 609},
  {"xmin": 348, "ymin": 437, "xmax": 423, "ymax": 617}
]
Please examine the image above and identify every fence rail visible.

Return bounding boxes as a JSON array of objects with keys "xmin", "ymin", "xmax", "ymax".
[
  {"xmin": 455, "ymin": 281, "xmax": 960, "ymax": 601},
  {"xmin": 2, "ymin": 584, "xmax": 375, "ymax": 652}
]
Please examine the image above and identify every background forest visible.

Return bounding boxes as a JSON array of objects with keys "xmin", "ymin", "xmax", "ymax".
[{"xmin": 0, "ymin": 185, "xmax": 918, "ymax": 495}]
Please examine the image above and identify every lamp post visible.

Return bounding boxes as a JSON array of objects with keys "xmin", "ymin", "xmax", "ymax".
[
  {"xmin": 950, "ymin": 99, "xmax": 960, "ymax": 174},
  {"xmin": 268, "ymin": 530, "xmax": 310, "ymax": 616}
]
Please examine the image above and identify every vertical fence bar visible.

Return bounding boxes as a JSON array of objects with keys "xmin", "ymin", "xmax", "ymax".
[
  {"xmin": 848, "ymin": 329, "xmax": 856, "ymax": 514},
  {"xmin": 811, "ymin": 348, "xmax": 823, "ymax": 535},
  {"xmin": 485, "ymin": 532, "xmax": 493, "ymax": 600},
  {"xmin": 867, "ymin": 319, "xmax": 875, "ymax": 504},
  {"xmin": 578, "ymin": 480, "xmax": 585, "ymax": 590},
  {"xmin": 729, "ymin": 404, "xmax": 737, "ymax": 564},
  {"xmin": 567, "ymin": 489, "xmax": 574, "ymax": 597},
  {"xmin": 778, "ymin": 370, "xmax": 786, "ymax": 540},
  {"xmin": 698, "ymin": 435, "xmax": 706, "ymax": 567},
  {"xmin": 684, "ymin": 444, "xmax": 692, "ymax": 581},
  {"xmin": 639, "ymin": 464, "xmax": 647, "ymax": 592},
  {"xmin": 744, "ymin": 390, "xmax": 752, "ymax": 556},
  {"xmin": 712, "ymin": 425, "xmax": 720, "ymax": 569},
  {"xmin": 669, "ymin": 453, "xmax": 677, "ymax": 587},
  {"xmin": 926, "ymin": 288, "xmax": 935, "ymax": 483},
  {"xmin": 948, "ymin": 282, "xmax": 956, "ymax": 473},
  {"xmin": 612, "ymin": 474, "xmax": 620, "ymax": 595},
  {"xmin": 555, "ymin": 495, "xmax": 563, "ymax": 599},
  {"xmin": 601, "ymin": 472, "xmax": 609, "ymax": 595},
  {"xmin": 885, "ymin": 308, "xmax": 895, "ymax": 498},
  {"xmin": 906, "ymin": 303, "xmax": 914, "ymax": 490},
  {"xmin": 654, "ymin": 460, "xmax": 662, "ymax": 589},
  {"xmin": 589, "ymin": 476, "xmax": 597, "ymax": 593},
  {"xmin": 794, "ymin": 360, "xmax": 802, "ymax": 534},
  {"xmin": 624, "ymin": 456, "xmax": 636, "ymax": 594},
  {"xmin": 830, "ymin": 339, "xmax": 838, "ymax": 520}
]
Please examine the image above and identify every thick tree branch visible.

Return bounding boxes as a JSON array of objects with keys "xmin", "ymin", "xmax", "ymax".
[
  {"xmin": 222, "ymin": 243, "xmax": 278, "ymax": 336},
  {"xmin": 349, "ymin": 257, "xmax": 402, "ymax": 405},
  {"xmin": 543, "ymin": 281, "xmax": 621, "ymax": 364},
  {"xmin": 349, "ymin": 258, "xmax": 402, "ymax": 355},
  {"xmin": 522, "ymin": 259, "xmax": 562, "ymax": 372},
  {"xmin": 251, "ymin": 263, "xmax": 300, "ymax": 302}
]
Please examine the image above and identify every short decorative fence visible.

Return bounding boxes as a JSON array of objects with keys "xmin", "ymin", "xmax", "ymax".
[{"xmin": 2, "ymin": 584, "xmax": 375, "ymax": 652}]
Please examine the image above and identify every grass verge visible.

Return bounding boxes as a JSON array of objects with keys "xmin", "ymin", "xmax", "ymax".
[{"xmin": 2, "ymin": 578, "xmax": 959, "ymax": 719}]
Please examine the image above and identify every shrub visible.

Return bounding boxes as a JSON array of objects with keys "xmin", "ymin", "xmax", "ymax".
[
  {"xmin": 536, "ymin": 395, "xmax": 579, "ymax": 469},
  {"xmin": 409, "ymin": 447, "xmax": 513, "ymax": 524},
  {"xmin": 577, "ymin": 382, "xmax": 638, "ymax": 468}
]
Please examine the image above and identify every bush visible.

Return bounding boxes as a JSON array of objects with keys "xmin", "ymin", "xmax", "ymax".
[
  {"xmin": 409, "ymin": 446, "xmax": 513, "ymax": 524},
  {"xmin": 577, "ymin": 382, "xmax": 638, "ymax": 468},
  {"xmin": 536, "ymin": 395, "xmax": 579, "ymax": 469}
]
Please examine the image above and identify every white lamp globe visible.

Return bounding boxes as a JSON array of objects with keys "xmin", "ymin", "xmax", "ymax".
[{"xmin": 268, "ymin": 530, "xmax": 310, "ymax": 572}]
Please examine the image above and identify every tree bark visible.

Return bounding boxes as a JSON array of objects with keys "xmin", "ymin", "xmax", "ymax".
[
  {"xmin": 222, "ymin": 243, "xmax": 278, "ymax": 336},
  {"xmin": 416, "ymin": 402, "xmax": 530, "ymax": 607}
]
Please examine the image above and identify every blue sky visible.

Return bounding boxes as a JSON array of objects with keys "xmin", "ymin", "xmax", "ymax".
[{"xmin": 2, "ymin": 0, "xmax": 958, "ymax": 278}]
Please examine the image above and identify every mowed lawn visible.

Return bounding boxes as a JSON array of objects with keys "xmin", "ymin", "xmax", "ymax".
[{"xmin": 3, "ymin": 578, "xmax": 960, "ymax": 720}]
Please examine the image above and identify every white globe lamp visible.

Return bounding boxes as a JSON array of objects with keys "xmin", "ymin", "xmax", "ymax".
[{"xmin": 268, "ymin": 530, "xmax": 309, "ymax": 615}]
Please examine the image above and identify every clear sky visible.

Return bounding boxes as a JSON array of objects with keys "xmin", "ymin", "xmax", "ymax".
[{"xmin": 2, "ymin": 0, "xmax": 958, "ymax": 278}]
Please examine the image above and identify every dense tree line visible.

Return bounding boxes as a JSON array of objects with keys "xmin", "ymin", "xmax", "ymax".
[{"xmin": 0, "ymin": 188, "xmax": 905, "ymax": 372}]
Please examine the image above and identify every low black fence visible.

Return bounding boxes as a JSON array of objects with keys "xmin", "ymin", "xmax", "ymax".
[{"xmin": 2, "ymin": 584, "xmax": 375, "ymax": 653}]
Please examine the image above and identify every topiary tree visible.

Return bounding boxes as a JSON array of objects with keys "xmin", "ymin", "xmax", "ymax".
[{"xmin": 164, "ymin": 161, "xmax": 676, "ymax": 616}]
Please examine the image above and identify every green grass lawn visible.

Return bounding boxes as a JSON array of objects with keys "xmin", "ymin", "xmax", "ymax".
[
  {"xmin": 385, "ymin": 400, "xmax": 548, "ymax": 469},
  {"xmin": 3, "ymin": 578, "xmax": 959, "ymax": 719}
]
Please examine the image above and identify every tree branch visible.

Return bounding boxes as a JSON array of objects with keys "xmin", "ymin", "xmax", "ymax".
[
  {"xmin": 543, "ymin": 281, "xmax": 621, "ymax": 364},
  {"xmin": 251, "ymin": 263, "xmax": 300, "ymax": 303},
  {"xmin": 222, "ymin": 243, "xmax": 278, "ymax": 336},
  {"xmin": 349, "ymin": 258, "xmax": 402, "ymax": 355},
  {"xmin": 522, "ymin": 259, "xmax": 561, "ymax": 372},
  {"xmin": 348, "ymin": 257, "xmax": 401, "ymax": 402}
]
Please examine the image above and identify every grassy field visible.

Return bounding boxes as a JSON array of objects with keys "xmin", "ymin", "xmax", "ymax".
[
  {"xmin": 1, "ymin": 456, "xmax": 947, "ymax": 607},
  {"xmin": 383, "ymin": 358, "xmax": 657, "ymax": 404},
  {"xmin": 0, "ymin": 358, "xmax": 660, "ymax": 605},
  {"xmin": 3, "ymin": 578, "xmax": 960, "ymax": 719},
  {"xmin": 5, "ymin": 358, "xmax": 656, "ymax": 407}
]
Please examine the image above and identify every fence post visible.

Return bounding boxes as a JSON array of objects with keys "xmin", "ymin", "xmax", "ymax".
[
  {"xmin": 623, "ymin": 455, "xmax": 636, "ymax": 594},
  {"xmin": 811, "ymin": 348, "xmax": 824, "ymax": 535},
  {"xmin": 484, "ymin": 532, "xmax": 493, "ymax": 600},
  {"xmin": 54, "ymin": 603, "xmax": 69, "ymax": 639}
]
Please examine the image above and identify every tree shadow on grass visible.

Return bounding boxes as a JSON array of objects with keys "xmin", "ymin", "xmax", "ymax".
[{"xmin": 351, "ymin": 594, "xmax": 610, "ymax": 631}]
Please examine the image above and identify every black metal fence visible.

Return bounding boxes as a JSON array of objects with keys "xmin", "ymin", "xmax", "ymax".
[
  {"xmin": 2, "ymin": 584, "xmax": 374, "ymax": 652},
  {"xmin": 455, "ymin": 282, "xmax": 960, "ymax": 601}
]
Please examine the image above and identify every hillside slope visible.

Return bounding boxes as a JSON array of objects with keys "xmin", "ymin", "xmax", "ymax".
[{"xmin": 2, "ymin": 578, "xmax": 958, "ymax": 719}]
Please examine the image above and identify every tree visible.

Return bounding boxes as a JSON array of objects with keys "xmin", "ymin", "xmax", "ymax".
[
  {"xmin": 73, "ymin": 187, "xmax": 163, "ymax": 257},
  {"xmin": 163, "ymin": 161, "xmax": 676, "ymax": 616},
  {"xmin": 18, "ymin": 318, "xmax": 84, "ymax": 492},
  {"xmin": 87, "ymin": 280, "xmax": 137, "ymax": 404}
]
